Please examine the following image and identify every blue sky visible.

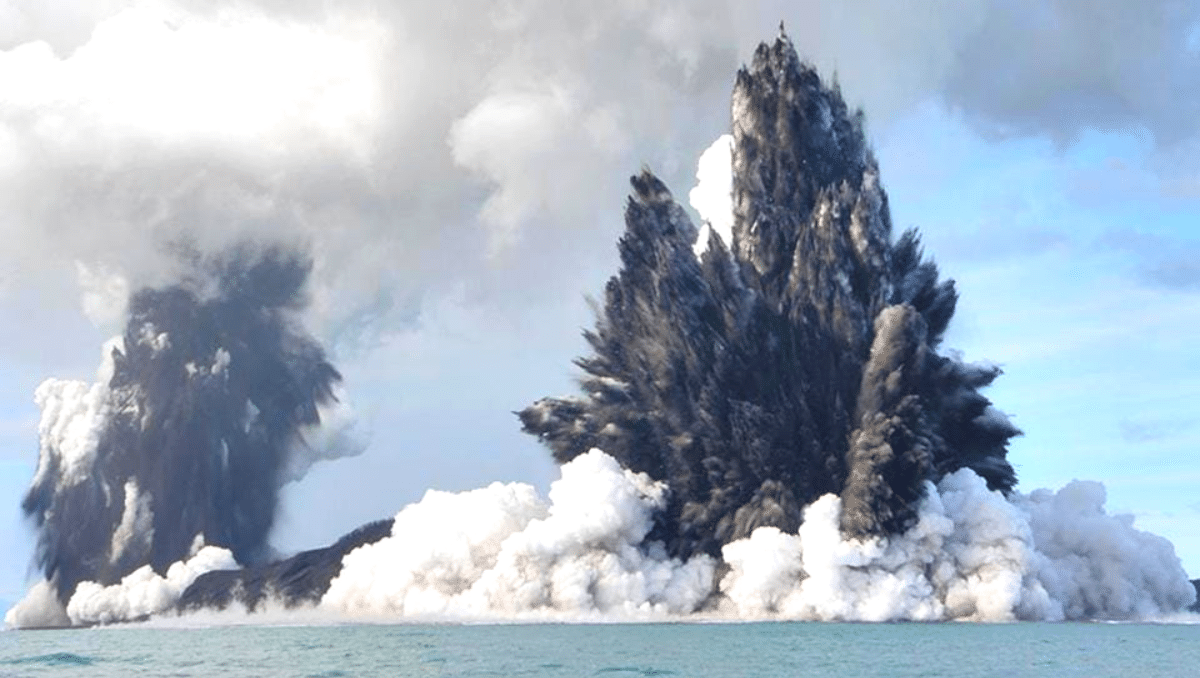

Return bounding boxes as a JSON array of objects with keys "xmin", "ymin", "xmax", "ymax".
[
  {"xmin": 0, "ymin": 1, "xmax": 1197, "ymax": 606},
  {"xmin": 879, "ymin": 105, "xmax": 1200, "ymax": 573}
]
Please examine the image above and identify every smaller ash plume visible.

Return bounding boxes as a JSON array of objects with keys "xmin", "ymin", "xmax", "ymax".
[
  {"xmin": 519, "ymin": 33, "xmax": 1020, "ymax": 560},
  {"xmin": 20, "ymin": 246, "xmax": 352, "ymax": 610}
]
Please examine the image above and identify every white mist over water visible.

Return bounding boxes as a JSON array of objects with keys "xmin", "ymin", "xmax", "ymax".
[
  {"xmin": 63, "ymin": 546, "xmax": 237, "ymax": 627},
  {"xmin": 322, "ymin": 450, "xmax": 716, "ymax": 620},
  {"xmin": 721, "ymin": 468, "xmax": 1193, "ymax": 621},
  {"xmin": 314, "ymin": 450, "xmax": 1193, "ymax": 623},
  {"xmin": 8, "ymin": 448, "xmax": 1194, "ymax": 626},
  {"xmin": 6, "ymin": 547, "xmax": 236, "ymax": 629}
]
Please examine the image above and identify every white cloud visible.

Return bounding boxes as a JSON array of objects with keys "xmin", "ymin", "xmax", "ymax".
[
  {"xmin": 450, "ymin": 87, "xmax": 630, "ymax": 254},
  {"xmin": 688, "ymin": 134, "xmax": 733, "ymax": 256},
  {"xmin": 2, "ymin": 0, "xmax": 1195, "ymax": 342}
]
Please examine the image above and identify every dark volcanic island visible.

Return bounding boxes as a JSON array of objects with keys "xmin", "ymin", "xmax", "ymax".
[{"xmin": 9, "ymin": 34, "xmax": 1193, "ymax": 625}]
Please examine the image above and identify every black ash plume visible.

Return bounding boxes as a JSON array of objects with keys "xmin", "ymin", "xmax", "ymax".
[
  {"xmin": 23, "ymin": 246, "xmax": 342, "ymax": 601},
  {"xmin": 519, "ymin": 34, "xmax": 1020, "ymax": 558}
]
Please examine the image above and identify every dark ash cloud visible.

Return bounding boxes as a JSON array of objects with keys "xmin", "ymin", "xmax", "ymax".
[
  {"xmin": 23, "ymin": 247, "xmax": 349, "ymax": 602},
  {"xmin": 520, "ymin": 36, "xmax": 1019, "ymax": 558}
]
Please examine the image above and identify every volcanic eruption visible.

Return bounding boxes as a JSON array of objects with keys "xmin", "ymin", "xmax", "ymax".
[
  {"xmin": 519, "ymin": 33, "xmax": 1019, "ymax": 558},
  {"xmin": 9, "ymin": 247, "xmax": 358, "ymax": 626},
  {"xmin": 7, "ymin": 32, "xmax": 1195, "ymax": 627}
]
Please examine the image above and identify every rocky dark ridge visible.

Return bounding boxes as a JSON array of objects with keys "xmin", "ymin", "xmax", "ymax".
[
  {"xmin": 518, "ymin": 32, "xmax": 1019, "ymax": 560},
  {"xmin": 178, "ymin": 519, "xmax": 393, "ymax": 611}
]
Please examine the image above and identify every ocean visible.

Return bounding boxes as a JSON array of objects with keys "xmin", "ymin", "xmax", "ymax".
[{"xmin": 1, "ymin": 621, "xmax": 1196, "ymax": 677}]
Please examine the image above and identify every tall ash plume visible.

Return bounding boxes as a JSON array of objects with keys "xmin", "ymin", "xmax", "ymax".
[
  {"xmin": 519, "ymin": 33, "xmax": 1021, "ymax": 559},
  {"xmin": 21, "ymin": 246, "xmax": 347, "ymax": 604}
]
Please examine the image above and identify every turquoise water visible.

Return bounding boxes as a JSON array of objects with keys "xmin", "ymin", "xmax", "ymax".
[{"xmin": 1, "ymin": 622, "xmax": 1197, "ymax": 677}]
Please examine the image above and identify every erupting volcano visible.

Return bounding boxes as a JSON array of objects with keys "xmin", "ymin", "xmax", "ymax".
[
  {"xmin": 7, "ymin": 32, "xmax": 1194, "ymax": 628},
  {"xmin": 520, "ymin": 33, "xmax": 1020, "ymax": 560}
]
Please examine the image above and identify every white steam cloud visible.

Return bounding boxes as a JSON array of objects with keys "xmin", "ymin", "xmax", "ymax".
[
  {"xmin": 6, "ymin": 546, "xmax": 236, "ymax": 628},
  {"xmin": 110, "ymin": 478, "xmax": 154, "ymax": 562},
  {"xmin": 322, "ymin": 450, "xmax": 715, "ymax": 620},
  {"xmin": 283, "ymin": 386, "xmax": 370, "ymax": 485},
  {"xmin": 3, "ymin": 580, "xmax": 69, "ymax": 630},
  {"xmin": 8, "ymin": 449, "xmax": 1193, "ymax": 627},
  {"xmin": 719, "ymin": 469, "xmax": 1194, "ymax": 621},
  {"xmin": 311, "ymin": 451, "xmax": 1193, "ymax": 623},
  {"xmin": 64, "ymin": 546, "xmax": 236, "ymax": 626},
  {"xmin": 29, "ymin": 338, "xmax": 125, "ymax": 489},
  {"xmin": 689, "ymin": 134, "xmax": 734, "ymax": 257},
  {"xmin": 4, "ymin": 0, "xmax": 1194, "ymax": 338}
]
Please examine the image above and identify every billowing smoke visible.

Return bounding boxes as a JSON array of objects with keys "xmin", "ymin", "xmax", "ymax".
[
  {"xmin": 519, "ymin": 34, "xmax": 1019, "ymax": 559},
  {"xmin": 321, "ymin": 450, "xmax": 716, "ymax": 619},
  {"xmin": 312, "ymin": 450, "xmax": 1192, "ymax": 622},
  {"xmin": 17, "ymin": 246, "xmax": 354, "ymax": 614},
  {"xmin": 15, "ymin": 450, "xmax": 1194, "ymax": 625}
]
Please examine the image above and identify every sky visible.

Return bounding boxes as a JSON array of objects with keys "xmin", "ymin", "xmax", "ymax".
[{"xmin": 0, "ymin": 0, "xmax": 1198, "ymax": 604}]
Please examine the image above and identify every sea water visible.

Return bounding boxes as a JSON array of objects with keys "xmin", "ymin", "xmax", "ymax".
[{"xmin": 1, "ymin": 621, "xmax": 1197, "ymax": 677}]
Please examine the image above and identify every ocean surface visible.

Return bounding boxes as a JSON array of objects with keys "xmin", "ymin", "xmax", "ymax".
[{"xmin": 1, "ymin": 620, "xmax": 1197, "ymax": 677}]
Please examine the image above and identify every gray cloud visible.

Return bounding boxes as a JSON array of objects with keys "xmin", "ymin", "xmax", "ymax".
[
  {"xmin": 944, "ymin": 0, "xmax": 1200, "ymax": 146},
  {"xmin": 0, "ymin": 0, "xmax": 751, "ymax": 345},
  {"xmin": 0, "ymin": 0, "xmax": 1196, "ymax": 347}
]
